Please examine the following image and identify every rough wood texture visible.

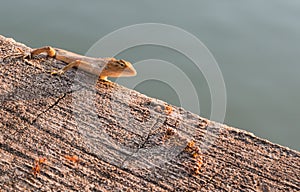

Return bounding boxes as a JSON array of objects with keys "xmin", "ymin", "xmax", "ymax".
[{"xmin": 0, "ymin": 35, "xmax": 299, "ymax": 192}]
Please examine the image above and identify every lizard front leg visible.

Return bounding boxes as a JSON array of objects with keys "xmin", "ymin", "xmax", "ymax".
[{"xmin": 51, "ymin": 60, "xmax": 83, "ymax": 75}]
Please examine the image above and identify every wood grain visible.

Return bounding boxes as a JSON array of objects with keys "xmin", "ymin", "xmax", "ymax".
[{"xmin": 0, "ymin": 35, "xmax": 299, "ymax": 191}]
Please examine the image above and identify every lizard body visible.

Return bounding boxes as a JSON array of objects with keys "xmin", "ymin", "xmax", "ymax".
[{"xmin": 30, "ymin": 46, "xmax": 136, "ymax": 80}]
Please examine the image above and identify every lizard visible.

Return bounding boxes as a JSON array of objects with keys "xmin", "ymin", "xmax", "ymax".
[{"xmin": 28, "ymin": 46, "xmax": 137, "ymax": 80}]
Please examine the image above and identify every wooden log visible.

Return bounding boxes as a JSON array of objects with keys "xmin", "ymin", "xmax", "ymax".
[{"xmin": 0, "ymin": 35, "xmax": 299, "ymax": 191}]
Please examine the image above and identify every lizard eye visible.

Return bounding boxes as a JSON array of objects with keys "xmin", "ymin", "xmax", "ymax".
[{"xmin": 118, "ymin": 60, "xmax": 126, "ymax": 67}]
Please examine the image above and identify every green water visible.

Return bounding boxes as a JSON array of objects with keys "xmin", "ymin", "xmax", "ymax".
[{"xmin": 1, "ymin": 0, "xmax": 299, "ymax": 151}]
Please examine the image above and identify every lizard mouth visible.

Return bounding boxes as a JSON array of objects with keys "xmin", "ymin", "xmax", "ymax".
[
  {"xmin": 105, "ymin": 67, "xmax": 136, "ymax": 77},
  {"xmin": 119, "ymin": 67, "xmax": 137, "ymax": 77}
]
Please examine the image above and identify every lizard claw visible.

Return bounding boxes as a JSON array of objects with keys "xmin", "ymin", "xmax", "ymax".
[
  {"xmin": 24, "ymin": 50, "xmax": 34, "ymax": 59},
  {"xmin": 50, "ymin": 69, "xmax": 64, "ymax": 76},
  {"xmin": 26, "ymin": 53, "xmax": 33, "ymax": 59},
  {"xmin": 24, "ymin": 54, "xmax": 31, "ymax": 59}
]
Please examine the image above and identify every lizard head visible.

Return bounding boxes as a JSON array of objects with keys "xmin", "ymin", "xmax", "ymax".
[{"xmin": 103, "ymin": 58, "xmax": 137, "ymax": 77}]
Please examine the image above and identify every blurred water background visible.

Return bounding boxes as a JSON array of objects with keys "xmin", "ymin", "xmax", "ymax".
[{"xmin": 1, "ymin": 0, "xmax": 299, "ymax": 151}]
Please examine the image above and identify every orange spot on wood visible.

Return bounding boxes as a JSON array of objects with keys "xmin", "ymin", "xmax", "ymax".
[
  {"xmin": 38, "ymin": 157, "xmax": 47, "ymax": 164},
  {"xmin": 32, "ymin": 163, "xmax": 40, "ymax": 176},
  {"xmin": 185, "ymin": 140, "xmax": 203, "ymax": 175},
  {"xmin": 64, "ymin": 155, "xmax": 79, "ymax": 163},
  {"xmin": 164, "ymin": 104, "xmax": 173, "ymax": 115},
  {"xmin": 32, "ymin": 157, "xmax": 46, "ymax": 177}
]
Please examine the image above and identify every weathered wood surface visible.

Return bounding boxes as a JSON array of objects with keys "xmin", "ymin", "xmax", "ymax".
[{"xmin": 0, "ymin": 35, "xmax": 299, "ymax": 191}]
